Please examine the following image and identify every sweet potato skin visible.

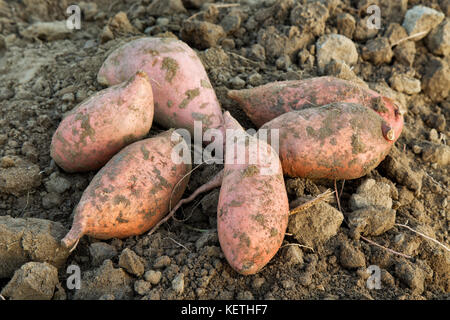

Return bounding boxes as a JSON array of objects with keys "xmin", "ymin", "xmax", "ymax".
[
  {"xmin": 61, "ymin": 130, "xmax": 191, "ymax": 248},
  {"xmin": 260, "ymin": 102, "xmax": 394, "ymax": 180},
  {"xmin": 217, "ymin": 112, "xmax": 289, "ymax": 275},
  {"xmin": 51, "ymin": 71, "xmax": 154, "ymax": 172},
  {"xmin": 228, "ymin": 76, "xmax": 403, "ymax": 142},
  {"xmin": 97, "ymin": 37, "xmax": 223, "ymax": 136}
]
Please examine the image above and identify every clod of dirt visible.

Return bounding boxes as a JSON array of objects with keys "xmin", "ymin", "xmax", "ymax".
[
  {"xmin": 349, "ymin": 179, "xmax": 393, "ymax": 211},
  {"xmin": 181, "ymin": 20, "xmax": 226, "ymax": 49},
  {"xmin": 379, "ymin": 0, "xmax": 408, "ymax": 24},
  {"xmin": 426, "ymin": 18, "xmax": 450, "ymax": 57},
  {"xmin": 42, "ymin": 192, "xmax": 63, "ymax": 209},
  {"xmin": 385, "ymin": 23, "xmax": 408, "ymax": 46},
  {"xmin": 73, "ymin": 260, "xmax": 133, "ymax": 300},
  {"xmin": 288, "ymin": 201, "xmax": 343, "ymax": 249},
  {"xmin": 89, "ymin": 242, "xmax": 117, "ymax": 267},
  {"xmin": 257, "ymin": 26, "xmax": 313, "ymax": 61},
  {"xmin": 389, "ymin": 73, "xmax": 421, "ymax": 95},
  {"xmin": 353, "ymin": 16, "xmax": 379, "ymax": 41},
  {"xmin": 45, "ymin": 172, "xmax": 71, "ymax": 194},
  {"xmin": 0, "ymin": 156, "xmax": 41, "ymax": 196},
  {"xmin": 420, "ymin": 246, "xmax": 450, "ymax": 292},
  {"xmin": 0, "ymin": 262, "xmax": 59, "ymax": 300},
  {"xmin": 172, "ymin": 273, "xmax": 185, "ymax": 294},
  {"xmin": 220, "ymin": 11, "xmax": 242, "ymax": 35},
  {"xmin": 422, "ymin": 57, "xmax": 450, "ymax": 102},
  {"xmin": 325, "ymin": 60, "xmax": 368, "ymax": 88},
  {"xmin": 361, "ymin": 37, "xmax": 393, "ymax": 65},
  {"xmin": 247, "ymin": 43, "xmax": 266, "ymax": 61},
  {"xmin": 339, "ymin": 241, "xmax": 366, "ymax": 269},
  {"xmin": 148, "ymin": 0, "xmax": 187, "ymax": 16},
  {"xmin": 395, "ymin": 260, "xmax": 433, "ymax": 294},
  {"xmin": 0, "ymin": 215, "xmax": 69, "ymax": 278},
  {"xmin": 290, "ymin": 2, "xmax": 329, "ymax": 37},
  {"xmin": 347, "ymin": 206, "xmax": 396, "ymax": 239},
  {"xmin": 78, "ymin": 1, "xmax": 98, "ymax": 21},
  {"xmin": 336, "ymin": 13, "xmax": 356, "ymax": 39},
  {"xmin": 20, "ymin": 21, "xmax": 71, "ymax": 41},
  {"xmin": 316, "ymin": 34, "xmax": 358, "ymax": 73},
  {"xmin": 153, "ymin": 255, "xmax": 171, "ymax": 269},
  {"xmin": 380, "ymin": 146, "xmax": 423, "ymax": 194},
  {"xmin": 420, "ymin": 142, "xmax": 450, "ymax": 167},
  {"xmin": 229, "ymin": 76, "xmax": 246, "ymax": 89},
  {"xmin": 134, "ymin": 280, "xmax": 151, "ymax": 296},
  {"xmin": 182, "ymin": 0, "xmax": 212, "ymax": 9},
  {"xmin": 118, "ymin": 248, "xmax": 145, "ymax": 277},
  {"xmin": 282, "ymin": 245, "xmax": 304, "ymax": 266},
  {"xmin": 144, "ymin": 270, "xmax": 162, "ymax": 285},
  {"xmin": 195, "ymin": 231, "xmax": 218, "ymax": 250},
  {"xmin": 101, "ymin": 11, "xmax": 139, "ymax": 43},
  {"xmin": 402, "ymin": 5, "xmax": 445, "ymax": 41}
]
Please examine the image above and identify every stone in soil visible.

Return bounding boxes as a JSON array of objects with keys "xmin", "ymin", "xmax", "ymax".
[
  {"xmin": 73, "ymin": 260, "xmax": 133, "ymax": 300},
  {"xmin": 1, "ymin": 262, "xmax": 59, "ymax": 300},
  {"xmin": 0, "ymin": 156, "xmax": 41, "ymax": 196},
  {"xmin": 402, "ymin": 5, "xmax": 445, "ymax": 40},
  {"xmin": 118, "ymin": 248, "xmax": 145, "ymax": 277},
  {"xmin": 0, "ymin": 215, "xmax": 69, "ymax": 278},
  {"xmin": 339, "ymin": 241, "xmax": 366, "ymax": 269},
  {"xmin": 134, "ymin": 280, "xmax": 151, "ymax": 296},
  {"xmin": 220, "ymin": 11, "xmax": 242, "ymax": 35},
  {"xmin": 172, "ymin": 273, "xmax": 185, "ymax": 294},
  {"xmin": 385, "ymin": 23, "xmax": 408, "ymax": 46},
  {"xmin": 422, "ymin": 57, "xmax": 450, "ymax": 102},
  {"xmin": 288, "ymin": 201, "xmax": 343, "ymax": 249},
  {"xmin": 426, "ymin": 18, "xmax": 450, "ymax": 57},
  {"xmin": 316, "ymin": 34, "xmax": 358, "ymax": 73},
  {"xmin": 181, "ymin": 20, "xmax": 225, "ymax": 49},
  {"xmin": 101, "ymin": 11, "xmax": 139, "ymax": 42},
  {"xmin": 45, "ymin": 172, "xmax": 71, "ymax": 194},
  {"xmin": 361, "ymin": 37, "xmax": 393, "ymax": 65},
  {"xmin": 354, "ymin": 16, "xmax": 379, "ymax": 41},
  {"xmin": 89, "ymin": 242, "xmax": 117, "ymax": 267}
]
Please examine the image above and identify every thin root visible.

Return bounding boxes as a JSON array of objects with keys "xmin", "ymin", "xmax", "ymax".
[
  {"xmin": 166, "ymin": 236, "xmax": 191, "ymax": 252},
  {"xmin": 281, "ymin": 243, "xmax": 315, "ymax": 252},
  {"xmin": 289, "ymin": 189, "xmax": 334, "ymax": 216},
  {"xmin": 395, "ymin": 223, "xmax": 450, "ymax": 252},
  {"xmin": 391, "ymin": 31, "xmax": 428, "ymax": 47},
  {"xmin": 360, "ymin": 235, "xmax": 412, "ymax": 259},
  {"xmin": 69, "ymin": 238, "xmax": 80, "ymax": 253}
]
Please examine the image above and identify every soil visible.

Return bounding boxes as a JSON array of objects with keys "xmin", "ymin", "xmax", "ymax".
[{"xmin": 0, "ymin": 0, "xmax": 449, "ymax": 300}]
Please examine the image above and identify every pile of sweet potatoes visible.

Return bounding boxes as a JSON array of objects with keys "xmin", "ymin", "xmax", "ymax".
[{"xmin": 50, "ymin": 37, "xmax": 403, "ymax": 275}]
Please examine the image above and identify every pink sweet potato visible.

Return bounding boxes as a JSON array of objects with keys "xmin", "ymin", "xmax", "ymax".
[
  {"xmin": 61, "ymin": 130, "xmax": 191, "ymax": 249},
  {"xmin": 228, "ymin": 76, "xmax": 403, "ymax": 142},
  {"xmin": 97, "ymin": 37, "xmax": 223, "ymax": 137},
  {"xmin": 217, "ymin": 112, "xmax": 289, "ymax": 275},
  {"xmin": 260, "ymin": 102, "xmax": 395, "ymax": 180},
  {"xmin": 51, "ymin": 71, "xmax": 154, "ymax": 172}
]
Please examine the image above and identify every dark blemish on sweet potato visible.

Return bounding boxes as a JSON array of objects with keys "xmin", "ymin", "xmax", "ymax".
[
  {"xmin": 140, "ymin": 145, "xmax": 150, "ymax": 160},
  {"xmin": 113, "ymin": 195, "xmax": 131, "ymax": 207},
  {"xmin": 229, "ymin": 199, "xmax": 244, "ymax": 207},
  {"xmin": 200, "ymin": 79, "xmax": 212, "ymax": 89},
  {"xmin": 167, "ymin": 100, "xmax": 173, "ymax": 108},
  {"xmin": 351, "ymin": 133, "xmax": 366, "ymax": 155},
  {"xmin": 179, "ymin": 88, "xmax": 200, "ymax": 109},
  {"xmin": 242, "ymin": 165, "xmax": 259, "ymax": 177},
  {"xmin": 116, "ymin": 211, "xmax": 129, "ymax": 223},
  {"xmin": 161, "ymin": 57, "xmax": 179, "ymax": 83}
]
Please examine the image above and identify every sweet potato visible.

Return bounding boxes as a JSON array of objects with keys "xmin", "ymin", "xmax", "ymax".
[
  {"xmin": 228, "ymin": 76, "xmax": 403, "ymax": 142},
  {"xmin": 260, "ymin": 102, "xmax": 395, "ymax": 180},
  {"xmin": 97, "ymin": 37, "xmax": 223, "ymax": 137},
  {"xmin": 51, "ymin": 71, "xmax": 154, "ymax": 172},
  {"xmin": 61, "ymin": 130, "xmax": 191, "ymax": 249},
  {"xmin": 217, "ymin": 112, "xmax": 289, "ymax": 275}
]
